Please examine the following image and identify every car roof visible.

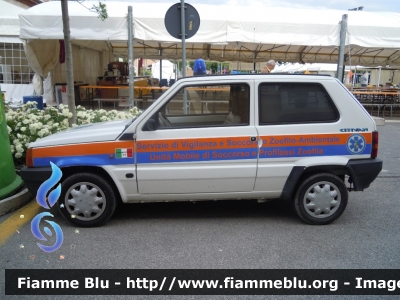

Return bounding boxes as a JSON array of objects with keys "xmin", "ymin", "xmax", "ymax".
[{"xmin": 177, "ymin": 73, "xmax": 333, "ymax": 82}]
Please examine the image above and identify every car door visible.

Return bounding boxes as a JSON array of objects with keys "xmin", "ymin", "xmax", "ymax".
[
  {"xmin": 135, "ymin": 80, "xmax": 259, "ymax": 195},
  {"xmin": 253, "ymin": 78, "xmax": 340, "ymax": 196}
]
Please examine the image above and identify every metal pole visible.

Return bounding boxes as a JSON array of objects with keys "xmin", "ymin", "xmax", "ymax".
[
  {"xmin": 159, "ymin": 59, "xmax": 162, "ymax": 85},
  {"xmin": 377, "ymin": 67, "xmax": 382, "ymax": 87},
  {"xmin": 180, "ymin": 0, "xmax": 187, "ymax": 114},
  {"xmin": 128, "ymin": 6, "xmax": 135, "ymax": 107},
  {"xmin": 336, "ymin": 14, "xmax": 348, "ymax": 81}
]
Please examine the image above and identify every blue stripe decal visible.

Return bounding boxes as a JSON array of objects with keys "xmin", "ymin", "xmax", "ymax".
[
  {"xmin": 260, "ymin": 145, "xmax": 371, "ymax": 158},
  {"xmin": 34, "ymin": 144, "xmax": 371, "ymax": 167},
  {"xmin": 136, "ymin": 144, "xmax": 371, "ymax": 163},
  {"xmin": 34, "ymin": 154, "xmax": 134, "ymax": 167},
  {"xmin": 136, "ymin": 148, "xmax": 258, "ymax": 163}
]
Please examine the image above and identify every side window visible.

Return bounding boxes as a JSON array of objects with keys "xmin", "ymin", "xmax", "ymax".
[
  {"xmin": 259, "ymin": 83, "xmax": 338, "ymax": 124},
  {"xmin": 155, "ymin": 84, "xmax": 250, "ymax": 129}
]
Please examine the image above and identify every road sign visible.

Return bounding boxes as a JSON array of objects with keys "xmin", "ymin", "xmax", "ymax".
[{"xmin": 165, "ymin": 3, "xmax": 200, "ymax": 40}]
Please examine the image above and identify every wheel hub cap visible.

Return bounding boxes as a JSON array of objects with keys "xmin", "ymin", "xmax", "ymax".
[
  {"xmin": 303, "ymin": 181, "xmax": 341, "ymax": 218},
  {"xmin": 65, "ymin": 182, "xmax": 106, "ymax": 221}
]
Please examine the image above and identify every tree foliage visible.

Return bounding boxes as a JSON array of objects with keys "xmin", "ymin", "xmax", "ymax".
[
  {"xmin": 90, "ymin": 1, "xmax": 108, "ymax": 21},
  {"xmin": 76, "ymin": 1, "xmax": 108, "ymax": 21}
]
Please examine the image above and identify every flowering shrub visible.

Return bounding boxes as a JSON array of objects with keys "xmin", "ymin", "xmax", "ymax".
[{"xmin": 5, "ymin": 102, "xmax": 141, "ymax": 166}]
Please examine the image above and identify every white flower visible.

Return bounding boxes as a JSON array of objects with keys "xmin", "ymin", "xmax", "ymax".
[
  {"xmin": 117, "ymin": 112, "xmax": 125, "ymax": 119},
  {"xmin": 59, "ymin": 104, "xmax": 64, "ymax": 110},
  {"xmin": 5, "ymin": 103, "xmax": 145, "ymax": 166},
  {"xmin": 62, "ymin": 108, "xmax": 70, "ymax": 117},
  {"xmin": 38, "ymin": 128, "xmax": 49, "ymax": 137}
]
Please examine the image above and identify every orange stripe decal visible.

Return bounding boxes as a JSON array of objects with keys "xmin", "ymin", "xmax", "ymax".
[{"xmin": 33, "ymin": 141, "xmax": 134, "ymax": 158}]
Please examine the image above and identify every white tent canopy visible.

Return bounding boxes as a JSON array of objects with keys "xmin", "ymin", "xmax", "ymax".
[
  {"xmin": 18, "ymin": 2, "xmax": 400, "ymax": 66},
  {"xmin": 0, "ymin": 0, "xmax": 25, "ymax": 43}
]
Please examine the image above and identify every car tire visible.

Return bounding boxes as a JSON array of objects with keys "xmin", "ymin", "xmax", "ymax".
[
  {"xmin": 294, "ymin": 173, "xmax": 348, "ymax": 225},
  {"xmin": 58, "ymin": 173, "xmax": 117, "ymax": 227}
]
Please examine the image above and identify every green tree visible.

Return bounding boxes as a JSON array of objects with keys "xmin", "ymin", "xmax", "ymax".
[{"xmin": 205, "ymin": 62, "xmax": 215, "ymax": 73}]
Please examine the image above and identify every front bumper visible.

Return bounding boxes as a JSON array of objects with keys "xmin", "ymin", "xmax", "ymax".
[
  {"xmin": 346, "ymin": 158, "xmax": 383, "ymax": 191},
  {"xmin": 19, "ymin": 166, "xmax": 52, "ymax": 197}
]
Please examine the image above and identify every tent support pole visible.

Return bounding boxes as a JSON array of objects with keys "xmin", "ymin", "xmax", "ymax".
[
  {"xmin": 128, "ymin": 6, "xmax": 135, "ymax": 107},
  {"xmin": 336, "ymin": 14, "xmax": 348, "ymax": 81},
  {"xmin": 160, "ymin": 58, "xmax": 162, "ymax": 84},
  {"xmin": 377, "ymin": 66, "xmax": 381, "ymax": 87}
]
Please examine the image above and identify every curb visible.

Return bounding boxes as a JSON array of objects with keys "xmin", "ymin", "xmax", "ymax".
[
  {"xmin": 0, "ymin": 188, "xmax": 33, "ymax": 216},
  {"xmin": 372, "ymin": 116, "xmax": 385, "ymax": 126},
  {"xmin": 385, "ymin": 119, "xmax": 400, "ymax": 123}
]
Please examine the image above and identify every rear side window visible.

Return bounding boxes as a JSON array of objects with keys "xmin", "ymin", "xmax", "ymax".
[{"xmin": 259, "ymin": 83, "xmax": 338, "ymax": 124}]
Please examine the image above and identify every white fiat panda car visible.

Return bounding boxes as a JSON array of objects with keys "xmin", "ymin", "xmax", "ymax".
[{"xmin": 21, "ymin": 74, "xmax": 382, "ymax": 227}]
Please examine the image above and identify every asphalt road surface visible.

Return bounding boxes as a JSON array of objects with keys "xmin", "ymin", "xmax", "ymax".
[{"xmin": 1, "ymin": 121, "xmax": 399, "ymax": 300}]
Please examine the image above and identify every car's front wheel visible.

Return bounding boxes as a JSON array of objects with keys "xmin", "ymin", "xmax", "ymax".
[
  {"xmin": 58, "ymin": 173, "xmax": 117, "ymax": 227},
  {"xmin": 294, "ymin": 173, "xmax": 348, "ymax": 225}
]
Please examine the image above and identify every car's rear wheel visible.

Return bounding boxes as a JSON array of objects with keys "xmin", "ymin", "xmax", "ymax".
[
  {"xmin": 58, "ymin": 173, "xmax": 117, "ymax": 227},
  {"xmin": 294, "ymin": 173, "xmax": 348, "ymax": 225}
]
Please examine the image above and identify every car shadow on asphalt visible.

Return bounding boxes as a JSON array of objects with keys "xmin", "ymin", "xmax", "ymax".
[{"xmin": 113, "ymin": 199, "xmax": 299, "ymax": 223}]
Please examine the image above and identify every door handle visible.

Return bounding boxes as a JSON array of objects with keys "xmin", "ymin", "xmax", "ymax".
[
  {"xmin": 258, "ymin": 138, "xmax": 263, "ymax": 148},
  {"xmin": 250, "ymin": 136, "xmax": 256, "ymax": 141}
]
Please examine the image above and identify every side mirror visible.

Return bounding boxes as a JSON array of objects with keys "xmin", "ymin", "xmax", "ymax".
[{"xmin": 146, "ymin": 119, "xmax": 156, "ymax": 131}]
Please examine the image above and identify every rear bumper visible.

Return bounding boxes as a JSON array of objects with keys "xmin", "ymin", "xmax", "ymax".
[
  {"xmin": 19, "ymin": 166, "xmax": 52, "ymax": 197},
  {"xmin": 346, "ymin": 158, "xmax": 383, "ymax": 191}
]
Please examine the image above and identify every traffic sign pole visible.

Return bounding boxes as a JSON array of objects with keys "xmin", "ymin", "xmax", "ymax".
[{"xmin": 180, "ymin": 0, "xmax": 187, "ymax": 114}]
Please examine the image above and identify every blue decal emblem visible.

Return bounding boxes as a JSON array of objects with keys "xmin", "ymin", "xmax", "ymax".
[
  {"xmin": 31, "ymin": 162, "xmax": 64, "ymax": 252},
  {"xmin": 346, "ymin": 134, "xmax": 366, "ymax": 154}
]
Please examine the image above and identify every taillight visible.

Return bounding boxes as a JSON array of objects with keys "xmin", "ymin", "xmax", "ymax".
[
  {"xmin": 26, "ymin": 148, "xmax": 33, "ymax": 167},
  {"xmin": 371, "ymin": 131, "xmax": 379, "ymax": 158}
]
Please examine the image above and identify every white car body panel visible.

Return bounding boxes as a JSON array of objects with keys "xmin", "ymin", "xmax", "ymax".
[{"xmin": 30, "ymin": 119, "xmax": 133, "ymax": 148}]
